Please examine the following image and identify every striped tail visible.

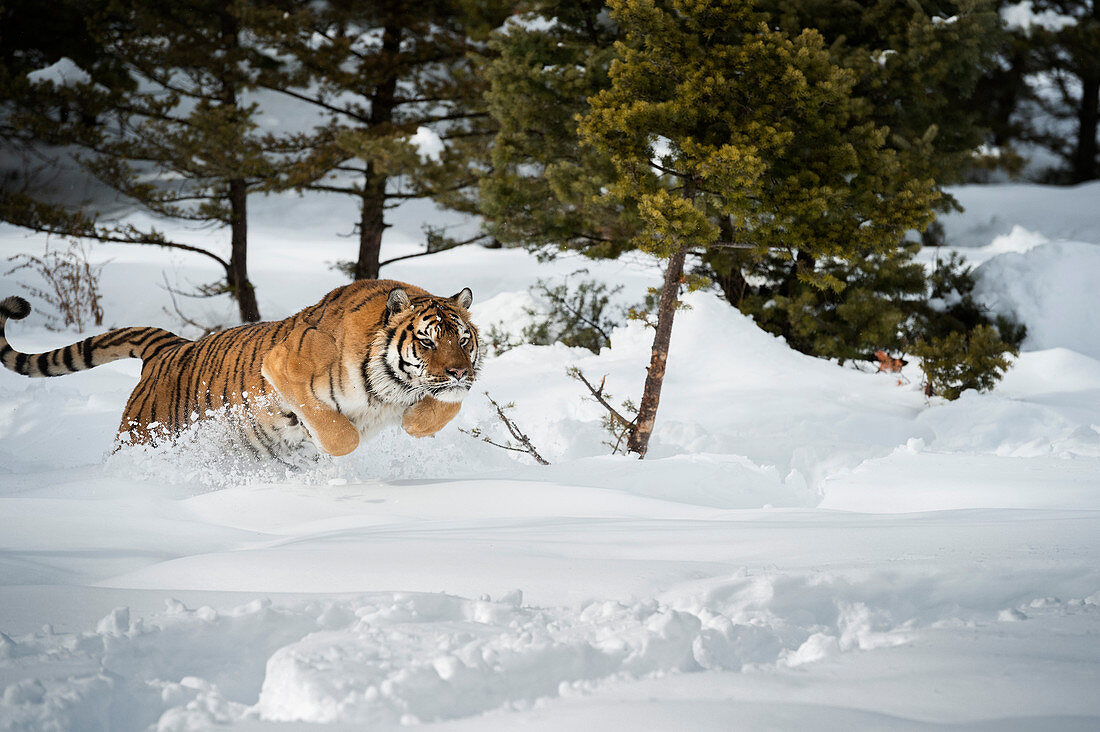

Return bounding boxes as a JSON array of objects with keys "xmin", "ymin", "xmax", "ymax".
[{"xmin": 0, "ymin": 295, "xmax": 187, "ymax": 377}]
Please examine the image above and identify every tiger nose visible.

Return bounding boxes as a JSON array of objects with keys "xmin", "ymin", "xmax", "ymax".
[{"xmin": 446, "ymin": 367, "xmax": 468, "ymax": 381}]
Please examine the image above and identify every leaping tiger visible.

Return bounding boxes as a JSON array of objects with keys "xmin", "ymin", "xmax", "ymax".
[{"xmin": 0, "ymin": 280, "xmax": 481, "ymax": 460}]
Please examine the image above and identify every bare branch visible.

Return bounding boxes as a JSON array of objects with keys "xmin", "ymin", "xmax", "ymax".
[
  {"xmin": 567, "ymin": 368, "xmax": 633, "ymax": 429},
  {"xmin": 459, "ymin": 391, "xmax": 549, "ymax": 465}
]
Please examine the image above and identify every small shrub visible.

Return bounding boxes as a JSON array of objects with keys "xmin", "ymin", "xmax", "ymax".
[
  {"xmin": 908, "ymin": 254, "xmax": 1024, "ymax": 399},
  {"xmin": 913, "ymin": 325, "xmax": 1017, "ymax": 400},
  {"xmin": 488, "ymin": 273, "xmax": 625, "ymax": 356},
  {"xmin": 738, "ymin": 245, "xmax": 1025, "ymax": 400},
  {"xmin": 523, "ymin": 275, "xmax": 622, "ymax": 353},
  {"xmin": 5, "ymin": 240, "xmax": 105, "ymax": 331}
]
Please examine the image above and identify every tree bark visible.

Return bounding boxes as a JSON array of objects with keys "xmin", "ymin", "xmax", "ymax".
[
  {"xmin": 707, "ymin": 218, "xmax": 750, "ymax": 307},
  {"xmin": 627, "ymin": 244, "xmax": 688, "ymax": 458},
  {"xmin": 353, "ymin": 22, "xmax": 402, "ymax": 281},
  {"xmin": 710, "ymin": 255, "xmax": 750, "ymax": 307},
  {"xmin": 219, "ymin": 0, "xmax": 259, "ymax": 322},
  {"xmin": 1071, "ymin": 73, "xmax": 1099, "ymax": 183},
  {"xmin": 228, "ymin": 177, "xmax": 260, "ymax": 322},
  {"xmin": 355, "ymin": 161, "xmax": 388, "ymax": 280}
]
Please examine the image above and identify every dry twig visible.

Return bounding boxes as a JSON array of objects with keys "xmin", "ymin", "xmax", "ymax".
[
  {"xmin": 459, "ymin": 391, "xmax": 549, "ymax": 465},
  {"xmin": 159, "ymin": 272, "xmax": 224, "ymax": 337},
  {"xmin": 567, "ymin": 367, "xmax": 638, "ymax": 455},
  {"xmin": 5, "ymin": 240, "xmax": 105, "ymax": 331}
]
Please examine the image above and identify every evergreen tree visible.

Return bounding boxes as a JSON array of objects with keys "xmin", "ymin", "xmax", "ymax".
[
  {"xmin": 1025, "ymin": 0, "xmax": 1100, "ymax": 182},
  {"xmin": 4, "ymin": 1, "xmax": 311, "ymax": 323},
  {"xmin": 762, "ymin": 1, "xmax": 1002, "ymax": 189},
  {"xmin": 480, "ymin": 0, "xmax": 634, "ymax": 258},
  {"xmin": 484, "ymin": 0, "xmax": 1020, "ymax": 402},
  {"xmin": 65, "ymin": 0, "xmax": 302, "ymax": 323},
  {"xmin": 254, "ymin": 0, "xmax": 511, "ymax": 281},
  {"xmin": 579, "ymin": 0, "xmax": 937, "ymax": 456},
  {"xmin": 0, "ymin": 0, "xmax": 128, "ymax": 232}
]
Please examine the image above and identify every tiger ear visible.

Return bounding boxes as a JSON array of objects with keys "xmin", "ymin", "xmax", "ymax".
[
  {"xmin": 386, "ymin": 287, "xmax": 411, "ymax": 315},
  {"xmin": 451, "ymin": 287, "xmax": 473, "ymax": 309}
]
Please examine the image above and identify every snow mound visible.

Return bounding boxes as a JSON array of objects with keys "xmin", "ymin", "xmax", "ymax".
[
  {"xmin": 18, "ymin": 571, "xmax": 1076, "ymax": 729},
  {"xmin": 6, "ymin": 580, "xmax": 1096, "ymax": 729},
  {"xmin": 26, "ymin": 57, "xmax": 92, "ymax": 87},
  {"xmin": 974, "ymin": 239, "xmax": 1100, "ymax": 359},
  {"xmin": 942, "ymin": 181, "xmax": 1100, "ymax": 248}
]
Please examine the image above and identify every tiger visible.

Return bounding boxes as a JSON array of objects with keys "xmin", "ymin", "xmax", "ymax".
[{"xmin": 0, "ymin": 280, "xmax": 481, "ymax": 460}]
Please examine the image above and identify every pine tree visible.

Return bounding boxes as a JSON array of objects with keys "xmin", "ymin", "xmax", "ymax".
[
  {"xmin": 1, "ymin": 0, "xmax": 127, "ymax": 232},
  {"xmin": 253, "ymin": 0, "xmax": 511, "ymax": 281},
  {"xmin": 480, "ymin": 0, "xmax": 635, "ymax": 257},
  {"xmin": 579, "ymin": 0, "xmax": 938, "ymax": 456},
  {"xmin": 762, "ymin": 1, "xmax": 1002, "ymax": 192},
  {"xmin": 1025, "ymin": 1, "xmax": 1100, "ymax": 182},
  {"xmin": 65, "ymin": 0, "xmax": 304, "ymax": 323},
  {"xmin": 484, "ymin": 0, "xmax": 1021, "ymax": 403},
  {"xmin": 3, "ymin": 1, "xmax": 304, "ymax": 323}
]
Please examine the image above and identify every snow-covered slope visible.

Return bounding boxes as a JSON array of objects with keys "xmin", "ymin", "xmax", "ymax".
[{"xmin": 1, "ymin": 185, "xmax": 1098, "ymax": 730}]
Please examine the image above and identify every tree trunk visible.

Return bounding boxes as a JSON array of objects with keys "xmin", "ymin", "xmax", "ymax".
[
  {"xmin": 627, "ymin": 244, "xmax": 688, "ymax": 458},
  {"xmin": 1071, "ymin": 73, "xmax": 1099, "ymax": 183},
  {"xmin": 228, "ymin": 177, "xmax": 260, "ymax": 322},
  {"xmin": 354, "ymin": 162, "xmax": 388, "ymax": 280},
  {"xmin": 707, "ymin": 219, "xmax": 749, "ymax": 307},
  {"xmin": 219, "ymin": 0, "xmax": 259, "ymax": 322},
  {"xmin": 1069, "ymin": 1, "xmax": 1100, "ymax": 183},
  {"xmin": 353, "ymin": 22, "xmax": 401, "ymax": 281},
  {"xmin": 710, "ymin": 256, "xmax": 750, "ymax": 308}
]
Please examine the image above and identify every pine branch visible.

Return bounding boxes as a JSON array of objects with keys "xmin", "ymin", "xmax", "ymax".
[
  {"xmin": 0, "ymin": 193, "xmax": 231, "ymax": 272},
  {"xmin": 378, "ymin": 232, "xmax": 487, "ymax": 268},
  {"xmin": 262, "ymin": 84, "xmax": 372, "ymax": 124}
]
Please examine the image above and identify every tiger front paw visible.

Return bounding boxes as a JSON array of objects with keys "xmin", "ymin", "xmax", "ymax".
[{"xmin": 402, "ymin": 396, "xmax": 462, "ymax": 438}]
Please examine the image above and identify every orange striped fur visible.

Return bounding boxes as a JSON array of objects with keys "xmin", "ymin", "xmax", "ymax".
[{"xmin": 0, "ymin": 280, "xmax": 480, "ymax": 460}]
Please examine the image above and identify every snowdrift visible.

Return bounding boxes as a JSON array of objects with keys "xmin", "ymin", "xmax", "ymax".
[{"xmin": 1, "ymin": 184, "xmax": 1099, "ymax": 730}]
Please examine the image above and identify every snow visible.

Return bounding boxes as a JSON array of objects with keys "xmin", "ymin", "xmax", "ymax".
[
  {"xmin": 25, "ymin": 58, "xmax": 92, "ymax": 87},
  {"xmin": 1001, "ymin": 1, "xmax": 1079, "ymax": 32},
  {"xmin": 1, "ymin": 182, "xmax": 1100, "ymax": 730},
  {"xmin": 410, "ymin": 127, "xmax": 444, "ymax": 162}
]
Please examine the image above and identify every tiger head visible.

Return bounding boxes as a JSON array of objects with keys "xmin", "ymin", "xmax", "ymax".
[{"xmin": 369, "ymin": 286, "xmax": 481, "ymax": 405}]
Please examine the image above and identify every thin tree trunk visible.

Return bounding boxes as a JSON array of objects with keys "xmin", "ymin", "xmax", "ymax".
[
  {"xmin": 707, "ymin": 218, "xmax": 750, "ymax": 307},
  {"xmin": 355, "ymin": 162, "xmax": 388, "ymax": 280},
  {"xmin": 219, "ymin": 0, "xmax": 259, "ymax": 322},
  {"xmin": 228, "ymin": 177, "xmax": 259, "ymax": 322},
  {"xmin": 353, "ymin": 22, "xmax": 401, "ymax": 281},
  {"xmin": 1072, "ymin": 74, "xmax": 1099, "ymax": 183},
  {"xmin": 627, "ymin": 244, "xmax": 688, "ymax": 458},
  {"xmin": 709, "ymin": 254, "xmax": 750, "ymax": 307}
]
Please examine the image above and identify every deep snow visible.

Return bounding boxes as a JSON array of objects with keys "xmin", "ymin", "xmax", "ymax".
[{"xmin": 1, "ymin": 182, "xmax": 1099, "ymax": 730}]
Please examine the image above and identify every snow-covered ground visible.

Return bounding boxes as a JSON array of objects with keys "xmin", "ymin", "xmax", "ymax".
[{"xmin": 1, "ymin": 183, "xmax": 1099, "ymax": 730}]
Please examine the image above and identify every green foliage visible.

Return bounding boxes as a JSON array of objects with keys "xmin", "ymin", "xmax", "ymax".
[
  {"xmin": 522, "ymin": 277, "xmax": 623, "ymax": 353},
  {"xmin": 742, "ymin": 248, "xmax": 1024, "ymax": 398},
  {"xmin": 763, "ymin": 0, "xmax": 1003, "ymax": 195},
  {"xmin": 740, "ymin": 244, "xmax": 928, "ymax": 364},
  {"xmin": 488, "ymin": 274, "xmax": 624, "ymax": 355},
  {"xmin": 578, "ymin": 0, "xmax": 937, "ymax": 276},
  {"xmin": 479, "ymin": 0, "xmax": 634, "ymax": 258},
  {"xmin": 912, "ymin": 325, "xmax": 1017, "ymax": 400},
  {"xmin": 71, "ymin": 1, "xmax": 290, "ymax": 219},
  {"xmin": 481, "ymin": 1, "xmax": 1019, "ymax": 404},
  {"xmin": 908, "ymin": 253, "xmax": 1024, "ymax": 398},
  {"xmin": 253, "ymin": 0, "xmax": 512, "ymax": 279}
]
